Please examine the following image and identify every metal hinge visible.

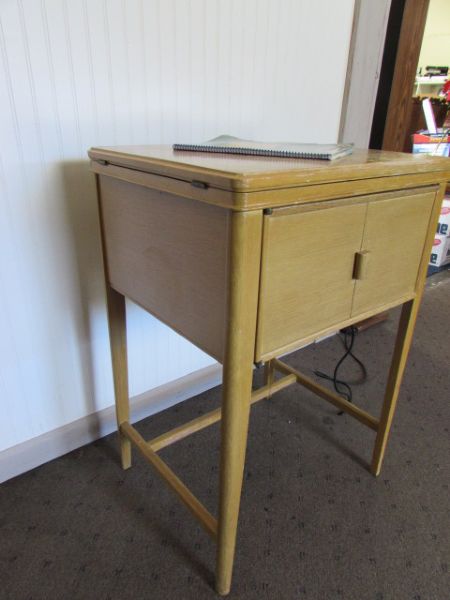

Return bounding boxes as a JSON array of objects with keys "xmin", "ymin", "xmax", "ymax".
[{"xmin": 191, "ymin": 180, "xmax": 209, "ymax": 189}]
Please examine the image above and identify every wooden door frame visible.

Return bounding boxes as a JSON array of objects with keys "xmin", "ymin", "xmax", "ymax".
[
  {"xmin": 339, "ymin": 0, "xmax": 392, "ymax": 149},
  {"xmin": 375, "ymin": 0, "xmax": 430, "ymax": 151}
]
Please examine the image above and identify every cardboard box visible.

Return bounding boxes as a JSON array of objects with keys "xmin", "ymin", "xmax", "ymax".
[
  {"xmin": 429, "ymin": 234, "xmax": 450, "ymax": 267},
  {"xmin": 436, "ymin": 197, "xmax": 450, "ymax": 236},
  {"xmin": 412, "ymin": 131, "xmax": 450, "ymax": 157}
]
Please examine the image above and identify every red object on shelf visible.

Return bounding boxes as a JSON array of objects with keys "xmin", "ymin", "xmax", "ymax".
[
  {"xmin": 412, "ymin": 131, "xmax": 450, "ymax": 143},
  {"xmin": 412, "ymin": 131, "xmax": 450, "ymax": 156}
]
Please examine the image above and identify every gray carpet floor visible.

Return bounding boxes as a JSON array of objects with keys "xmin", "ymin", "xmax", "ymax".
[{"xmin": 1, "ymin": 274, "xmax": 450, "ymax": 600}]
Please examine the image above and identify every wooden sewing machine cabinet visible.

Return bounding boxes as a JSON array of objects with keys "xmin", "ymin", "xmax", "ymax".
[{"xmin": 89, "ymin": 146, "xmax": 450, "ymax": 595}]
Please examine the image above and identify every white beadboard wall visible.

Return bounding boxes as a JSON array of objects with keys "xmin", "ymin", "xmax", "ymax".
[{"xmin": 0, "ymin": 1, "xmax": 355, "ymax": 462}]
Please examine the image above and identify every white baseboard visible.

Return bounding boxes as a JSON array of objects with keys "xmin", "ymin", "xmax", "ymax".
[{"xmin": 0, "ymin": 363, "xmax": 223, "ymax": 484}]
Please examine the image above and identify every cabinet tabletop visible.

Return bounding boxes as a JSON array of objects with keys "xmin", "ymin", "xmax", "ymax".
[{"xmin": 89, "ymin": 145, "xmax": 450, "ymax": 194}]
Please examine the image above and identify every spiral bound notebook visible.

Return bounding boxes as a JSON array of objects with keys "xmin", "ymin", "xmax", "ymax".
[{"xmin": 173, "ymin": 135, "xmax": 354, "ymax": 161}]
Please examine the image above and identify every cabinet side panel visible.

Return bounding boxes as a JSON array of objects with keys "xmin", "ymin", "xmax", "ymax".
[{"xmin": 98, "ymin": 175, "xmax": 229, "ymax": 361}]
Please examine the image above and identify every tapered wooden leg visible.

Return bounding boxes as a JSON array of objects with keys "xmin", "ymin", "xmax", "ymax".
[
  {"xmin": 96, "ymin": 174, "xmax": 132, "ymax": 470},
  {"xmin": 216, "ymin": 362, "xmax": 254, "ymax": 595},
  {"xmin": 216, "ymin": 210, "xmax": 263, "ymax": 596},
  {"xmin": 105, "ymin": 285, "xmax": 132, "ymax": 470},
  {"xmin": 371, "ymin": 300, "xmax": 420, "ymax": 476},
  {"xmin": 263, "ymin": 360, "xmax": 274, "ymax": 398},
  {"xmin": 371, "ymin": 183, "xmax": 446, "ymax": 476}
]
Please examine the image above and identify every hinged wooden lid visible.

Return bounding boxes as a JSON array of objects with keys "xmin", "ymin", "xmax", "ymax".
[{"xmin": 89, "ymin": 145, "xmax": 450, "ymax": 193}]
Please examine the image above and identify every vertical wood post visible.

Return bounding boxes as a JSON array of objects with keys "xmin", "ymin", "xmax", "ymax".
[
  {"xmin": 381, "ymin": 0, "xmax": 430, "ymax": 151},
  {"xmin": 96, "ymin": 175, "xmax": 131, "ymax": 470},
  {"xmin": 263, "ymin": 360, "xmax": 274, "ymax": 398},
  {"xmin": 371, "ymin": 183, "xmax": 445, "ymax": 475},
  {"xmin": 216, "ymin": 210, "xmax": 263, "ymax": 595},
  {"xmin": 371, "ymin": 299, "xmax": 416, "ymax": 475},
  {"xmin": 105, "ymin": 286, "xmax": 132, "ymax": 470}
]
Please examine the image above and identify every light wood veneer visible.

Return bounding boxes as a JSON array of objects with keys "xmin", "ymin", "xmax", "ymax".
[{"xmin": 90, "ymin": 146, "xmax": 450, "ymax": 595}]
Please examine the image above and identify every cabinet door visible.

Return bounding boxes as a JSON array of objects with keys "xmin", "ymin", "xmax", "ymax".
[
  {"xmin": 255, "ymin": 202, "xmax": 366, "ymax": 360},
  {"xmin": 351, "ymin": 188, "xmax": 436, "ymax": 316}
]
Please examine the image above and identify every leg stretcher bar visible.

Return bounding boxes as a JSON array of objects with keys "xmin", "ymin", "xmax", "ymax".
[{"xmin": 120, "ymin": 358, "xmax": 381, "ymax": 540}]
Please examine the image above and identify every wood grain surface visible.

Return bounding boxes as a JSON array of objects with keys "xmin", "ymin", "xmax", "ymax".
[
  {"xmin": 382, "ymin": 0, "xmax": 430, "ymax": 152},
  {"xmin": 89, "ymin": 146, "xmax": 450, "ymax": 199},
  {"xmin": 256, "ymin": 201, "xmax": 366, "ymax": 358},
  {"xmin": 93, "ymin": 142, "xmax": 449, "ymax": 596},
  {"xmin": 256, "ymin": 186, "xmax": 437, "ymax": 360},
  {"xmin": 98, "ymin": 175, "xmax": 230, "ymax": 361},
  {"xmin": 351, "ymin": 188, "xmax": 436, "ymax": 315}
]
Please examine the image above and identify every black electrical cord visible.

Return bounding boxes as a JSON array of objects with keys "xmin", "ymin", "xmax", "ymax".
[{"xmin": 314, "ymin": 326, "xmax": 367, "ymax": 412}]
